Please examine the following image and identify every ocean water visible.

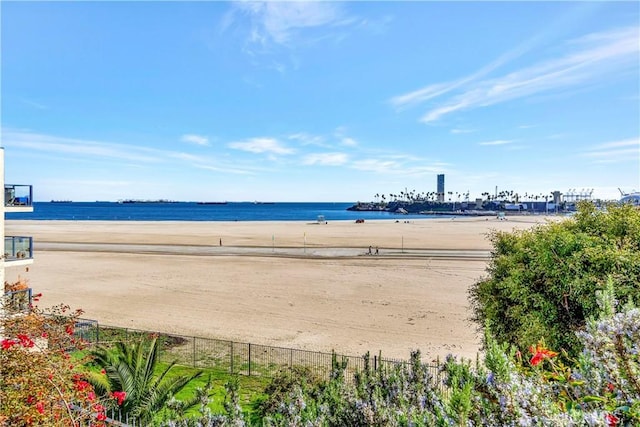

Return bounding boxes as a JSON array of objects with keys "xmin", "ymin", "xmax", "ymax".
[{"xmin": 6, "ymin": 202, "xmax": 433, "ymax": 222}]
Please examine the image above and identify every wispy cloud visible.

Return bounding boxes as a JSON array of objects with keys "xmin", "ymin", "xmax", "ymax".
[
  {"xmin": 451, "ymin": 128, "xmax": 475, "ymax": 134},
  {"xmin": 228, "ymin": 1, "xmax": 353, "ymax": 50},
  {"xmin": 333, "ymin": 126, "xmax": 358, "ymax": 147},
  {"xmin": 228, "ymin": 137, "xmax": 294, "ymax": 155},
  {"xmin": 288, "ymin": 132, "xmax": 326, "ymax": 146},
  {"xmin": 341, "ymin": 137, "xmax": 358, "ymax": 147},
  {"xmin": 20, "ymin": 98, "xmax": 48, "ymax": 110},
  {"xmin": 582, "ymin": 137, "xmax": 639, "ymax": 163},
  {"xmin": 1, "ymin": 129, "xmax": 255, "ymax": 175},
  {"xmin": 389, "ymin": 25, "xmax": 549, "ymax": 110},
  {"xmin": 181, "ymin": 134, "xmax": 209, "ymax": 146},
  {"xmin": 478, "ymin": 140, "xmax": 514, "ymax": 146},
  {"xmin": 350, "ymin": 156, "xmax": 450, "ymax": 176},
  {"xmin": 391, "ymin": 26, "xmax": 639, "ymax": 123},
  {"xmin": 2, "ymin": 129, "xmax": 164, "ymax": 164},
  {"xmin": 592, "ymin": 138, "xmax": 640, "ymax": 150},
  {"xmin": 303, "ymin": 152, "xmax": 349, "ymax": 166},
  {"xmin": 170, "ymin": 152, "xmax": 254, "ymax": 174}
]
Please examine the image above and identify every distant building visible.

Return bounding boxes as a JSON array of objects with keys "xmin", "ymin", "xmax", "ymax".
[
  {"xmin": 437, "ymin": 174, "xmax": 445, "ymax": 202},
  {"xmin": 620, "ymin": 192, "xmax": 640, "ymax": 206}
]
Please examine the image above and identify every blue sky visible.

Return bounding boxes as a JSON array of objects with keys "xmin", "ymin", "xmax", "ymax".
[{"xmin": 1, "ymin": 1, "xmax": 638, "ymax": 202}]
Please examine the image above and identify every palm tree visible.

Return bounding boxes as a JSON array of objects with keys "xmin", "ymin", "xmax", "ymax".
[{"xmin": 89, "ymin": 336, "xmax": 203, "ymax": 425}]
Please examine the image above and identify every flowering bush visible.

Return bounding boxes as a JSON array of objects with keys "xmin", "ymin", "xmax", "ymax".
[{"xmin": 0, "ymin": 297, "xmax": 125, "ymax": 426}]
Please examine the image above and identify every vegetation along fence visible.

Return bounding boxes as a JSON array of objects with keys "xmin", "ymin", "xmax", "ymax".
[{"xmin": 74, "ymin": 319, "xmax": 445, "ymax": 388}]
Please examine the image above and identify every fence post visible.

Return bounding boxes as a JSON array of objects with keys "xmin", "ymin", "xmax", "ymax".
[
  {"xmin": 96, "ymin": 323, "xmax": 100, "ymax": 343},
  {"xmin": 230, "ymin": 341, "xmax": 234, "ymax": 374},
  {"xmin": 290, "ymin": 348, "xmax": 293, "ymax": 372},
  {"xmin": 193, "ymin": 337, "xmax": 196, "ymax": 368},
  {"xmin": 248, "ymin": 343, "xmax": 252, "ymax": 377},
  {"xmin": 374, "ymin": 355, "xmax": 377, "ymax": 371}
]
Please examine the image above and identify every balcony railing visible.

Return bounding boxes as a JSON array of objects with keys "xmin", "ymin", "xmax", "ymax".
[
  {"xmin": 4, "ymin": 236, "xmax": 33, "ymax": 261},
  {"xmin": 5, "ymin": 184, "xmax": 33, "ymax": 208},
  {"xmin": 2, "ymin": 288, "xmax": 32, "ymax": 314}
]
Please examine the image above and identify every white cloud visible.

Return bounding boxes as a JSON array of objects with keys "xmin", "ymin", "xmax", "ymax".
[
  {"xmin": 181, "ymin": 134, "xmax": 209, "ymax": 146},
  {"xmin": 392, "ymin": 26, "xmax": 639, "ymax": 123},
  {"xmin": 288, "ymin": 132, "xmax": 325, "ymax": 146},
  {"xmin": 228, "ymin": 137, "xmax": 294, "ymax": 155},
  {"xmin": 450, "ymin": 128, "xmax": 475, "ymax": 134},
  {"xmin": 341, "ymin": 137, "xmax": 358, "ymax": 147},
  {"xmin": 351, "ymin": 158, "xmax": 401, "ymax": 173},
  {"xmin": 350, "ymin": 156, "xmax": 450, "ymax": 176},
  {"xmin": 230, "ymin": 1, "xmax": 350, "ymax": 48},
  {"xmin": 2, "ymin": 129, "xmax": 164, "ymax": 163},
  {"xmin": 333, "ymin": 126, "xmax": 358, "ymax": 147},
  {"xmin": 20, "ymin": 98, "xmax": 48, "ymax": 110},
  {"xmin": 1, "ymin": 129, "xmax": 256, "ymax": 175},
  {"xmin": 592, "ymin": 138, "xmax": 640, "ymax": 150},
  {"xmin": 390, "ymin": 26, "xmax": 545, "ymax": 110},
  {"xmin": 170, "ymin": 152, "xmax": 255, "ymax": 174},
  {"xmin": 582, "ymin": 137, "xmax": 640, "ymax": 163},
  {"xmin": 303, "ymin": 152, "xmax": 349, "ymax": 166},
  {"xmin": 478, "ymin": 140, "xmax": 514, "ymax": 146}
]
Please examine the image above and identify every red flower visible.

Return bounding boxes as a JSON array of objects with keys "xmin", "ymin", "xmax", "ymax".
[
  {"xmin": 529, "ymin": 343, "xmax": 558, "ymax": 366},
  {"xmin": 112, "ymin": 391, "xmax": 127, "ymax": 405},
  {"xmin": 605, "ymin": 413, "xmax": 620, "ymax": 426},
  {"xmin": 65, "ymin": 325, "xmax": 74, "ymax": 335},
  {"xmin": 35, "ymin": 401, "xmax": 45, "ymax": 414},
  {"xmin": 93, "ymin": 404, "xmax": 105, "ymax": 412},
  {"xmin": 100, "ymin": 369, "xmax": 106, "ymax": 375},
  {"xmin": 74, "ymin": 380, "xmax": 90, "ymax": 391},
  {"xmin": 1, "ymin": 339, "xmax": 17, "ymax": 350},
  {"xmin": 87, "ymin": 391, "xmax": 96, "ymax": 402},
  {"xmin": 96, "ymin": 412, "xmax": 107, "ymax": 421},
  {"xmin": 607, "ymin": 382, "xmax": 615, "ymax": 392},
  {"xmin": 17, "ymin": 334, "xmax": 35, "ymax": 348}
]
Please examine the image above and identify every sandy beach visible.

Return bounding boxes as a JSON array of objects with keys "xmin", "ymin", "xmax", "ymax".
[{"xmin": 6, "ymin": 215, "xmax": 554, "ymax": 361}]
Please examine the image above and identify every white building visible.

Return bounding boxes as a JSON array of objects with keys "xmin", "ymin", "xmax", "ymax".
[
  {"xmin": 620, "ymin": 192, "xmax": 640, "ymax": 206},
  {"xmin": 1, "ymin": 148, "xmax": 34, "ymax": 315}
]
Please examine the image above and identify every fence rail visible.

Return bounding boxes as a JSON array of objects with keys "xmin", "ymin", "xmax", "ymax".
[
  {"xmin": 74, "ymin": 320, "xmax": 444, "ymax": 387},
  {"xmin": 2, "ymin": 288, "xmax": 32, "ymax": 314}
]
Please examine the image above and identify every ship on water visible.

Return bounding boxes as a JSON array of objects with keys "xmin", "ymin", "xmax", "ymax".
[{"xmin": 117, "ymin": 199, "xmax": 179, "ymax": 204}]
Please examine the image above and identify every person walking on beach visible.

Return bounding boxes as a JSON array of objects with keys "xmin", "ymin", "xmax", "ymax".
[
  {"xmin": 368, "ymin": 245, "xmax": 372, "ymax": 255},
  {"xmin": 375, "ymin": 246, "xmax": 379, "ymax": 255},
  {"xmin": 219, "ymin": 238, "xmax": 222, "ymax": 246}
]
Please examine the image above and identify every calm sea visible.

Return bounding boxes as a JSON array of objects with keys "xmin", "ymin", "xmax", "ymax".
[{"xmin": 6, "ymin": 202, "xmax": 432, "ymax": 222}]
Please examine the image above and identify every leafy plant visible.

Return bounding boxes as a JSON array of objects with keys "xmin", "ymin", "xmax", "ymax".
[
  {"xmin": 470, "ymin": 201, "xmax": 640, "ymax": 358},
  {"xmin": 88, "ymin": 336, "xmax": 203, "ymax": 425}
]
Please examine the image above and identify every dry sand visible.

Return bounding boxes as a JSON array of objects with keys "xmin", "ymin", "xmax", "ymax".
[{"xmin": 5, "ymin": 215, "xmax": 554, "ymax": 361}]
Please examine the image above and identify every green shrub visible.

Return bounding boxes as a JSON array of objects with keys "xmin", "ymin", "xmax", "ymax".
[{"xmin": 469, "ymin": 201, "xmax": 640, "ymax": 358}]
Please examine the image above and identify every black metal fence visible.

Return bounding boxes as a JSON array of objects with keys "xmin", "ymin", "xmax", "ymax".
[
  {"xmin": 2, "ymin": 288, "xmax": 32, "ymax": 314},
  {"xmin": 74, "ymin": 320, "xmax": 443, "ymax": 386}
]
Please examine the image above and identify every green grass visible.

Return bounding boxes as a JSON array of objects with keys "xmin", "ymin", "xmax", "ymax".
[{"xmin": 162, "ymin": 362, "xmax": 270, "ymax": 420}]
